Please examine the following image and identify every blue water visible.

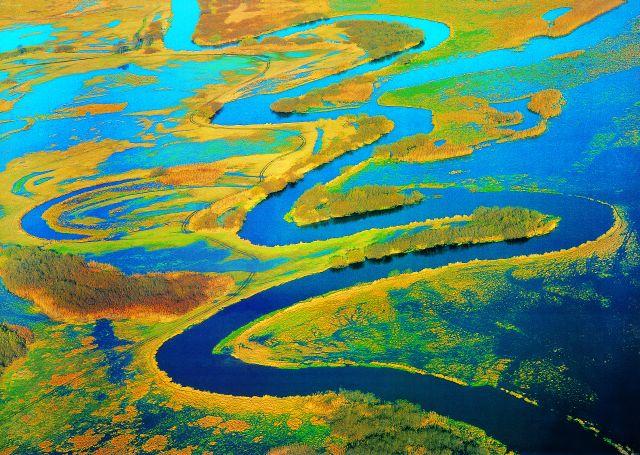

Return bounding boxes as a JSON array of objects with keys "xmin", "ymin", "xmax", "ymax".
[
  {"xmin": 153, "ymin": 1, "xmax": 639, "ymax": 453},
  {"xmin": 21, "ymin": 179, "xmax": 137, "ymax": 240},
  {"xmin": 0, "ymin": 279, "xmax": 49, "ymax": 327},
  {"xmin": 0, "ymin": 24, "xmax": 57, "ymax": 53},
  {"xmin": 163, "ymin": 0, "xmax": 202, "ymax": 51},
  {"xmin": 5, "ymin": 0, "xmax": 637, "ymax": 451},
  {"xmin": 543, "ymin": 7, "xmax": 572, "ymax": 23},
  {"xmin": 158, "ymin": 196, "xmax": 615, "ymax": 454},
  {"xmin": 87, "ymin": 240, "xmax": 287, "ymax": 274}
]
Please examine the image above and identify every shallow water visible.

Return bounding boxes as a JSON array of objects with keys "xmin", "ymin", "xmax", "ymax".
[{"xmin": 0, "ymin": 24, "xmax": 57, "ymax": 53}]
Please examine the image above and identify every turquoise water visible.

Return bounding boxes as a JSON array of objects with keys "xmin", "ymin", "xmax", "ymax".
[
  {"xmin": 163, "ymin": 0, "xmax": 201, "ymax": 51},
  {"xmin": 543, "ymin": 7, "xmax": 572, "ymax": 23},
  {"xmin": 0, "ymin": 56, "xmax": 257, "ymax": 170},
  {"xmin": 0, "ymin": 24, "xmax": 57, "ymax": 53}
]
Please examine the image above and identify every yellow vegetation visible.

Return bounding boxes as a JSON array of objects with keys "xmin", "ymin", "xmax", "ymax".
[
  {"xmin": 527, "ymin": 89, "xmax": 565, "ymax": 119},
  {"xmin": 55, "ymin": 103, "xmax": 128, "ymax": 118},
  {"xmin": 142, "ymin": 435, "xmax": 169, "ymax": 452},
  {"xmin": 156, "ymin": 163, "xmax": 227, "ymax": 186},
  {"xmin": 271, "ymin": 75, "xmax": 375, "ymax": 113}
]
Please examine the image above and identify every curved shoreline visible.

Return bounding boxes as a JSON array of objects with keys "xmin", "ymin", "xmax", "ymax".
[
  {"xmin": 157, "ymin": 195, "xmax": 618, "ymax": 454},
  {"xmin": 159, "ymin": 4, "xmax": 623, "ymax": 453},
  {"xmin": 7, "ymin": 2, "xmax": 632, "ymax": 453}
]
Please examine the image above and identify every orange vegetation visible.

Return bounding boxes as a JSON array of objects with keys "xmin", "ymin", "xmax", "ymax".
[
  {"xmin": 0, "ymin": 247, "xmax": 234, "ymax": 321},
  {"xmin": 194, "ymin": 416, "xmax": 224, "ymax": 428},
  {"xmin": 141, "ymin": 435, "xmax": 168, "ymax": 452},
  {"xmin": 527, "ymin": 89, "xmax": 565, "ymax": 118},
  {"xmin": 155, "ymin": 163, "xmax": 227, "ymax": 186},
  {"xmin": 68, "ymin": 429, "xmax": 104, "ymax": 451},
  {"xmin": 218, "ymin": 419, "xmax": 251, "ymax": 433},
  {"xmin": 49, "ymin": 372, "xmax": 82, "ymax": 387},
  {"xmin": 57, "ymin": 103, "xmax": 128, "ymax": 118},
  {"xmin": 194, "ymin": 0, "xmax": 325, "ymax": 45},
  {"xmin": 551, "ymin": 49, "xmax": 586, "ymax": 60}
]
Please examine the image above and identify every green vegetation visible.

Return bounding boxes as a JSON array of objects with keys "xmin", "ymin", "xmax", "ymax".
[
  {"xmin": 374, "ymin": 133, "xmax": 472, "ymax": 163},
  {"xmin": 325, "ymin": 391, "xmax": 511, "ymax": 454},
  {"xmin": 287, "ymin": 185, "xmax": 424, "ymax": 226},
  {"xmin": 0, "ymin": 322, "xmax": 32, "ymax": 375},
  {"xmin": 0, "ymin": 246, "xmax": 233, "ymax": 320},
  {"xmin": 269, "ymin": 391, "xmax": 511, "ymax": 454},
  {"xmin": 331, "ymin": 206, "xmax": 557, "ymax": 267},
  {"xmin": 337, "ymin": 20, "xmax": 424, "ymax": 61}
]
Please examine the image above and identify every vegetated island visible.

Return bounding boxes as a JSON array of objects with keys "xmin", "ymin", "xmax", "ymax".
[
  {"xmin": 271, "ymin": 75, "xmax": 375, "ymax": 114},
  {"xmin": 375, "ymin": 89, "xmax": 566, "ymax": 163},
  {"xmin": 0, "ymin": 246, "xmax": 234, "ymax": 321},
  {"xmin": 329, "ymin": 206, "xmax": 559, "ymax": 268},
  {"xmin": 270, "ymin": 20, "xmax": 424, "ymax": 114},
  {"xmin": 287, "ymin": 184, "xmax": 425, "ymax": 226}
]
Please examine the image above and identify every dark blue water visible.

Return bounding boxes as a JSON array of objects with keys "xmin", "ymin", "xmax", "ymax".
[
  {"xmin": 153, "ymin": 2, "xmax": 636, "ymax": 453},
  {"xmin": 157, "ymin": 199, "xmax": 614, "ymax": 453},
  {"xmin": 92, "ymin": 319, "xmax": 133, "ymax": 383}
]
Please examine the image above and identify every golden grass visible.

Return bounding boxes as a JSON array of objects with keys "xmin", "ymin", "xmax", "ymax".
[
  {"xmin": 527, "ymin": 89, "xmax": 565, "ymax": 119},
  {"xmin": 55, "ymin": 102, "xmax": 128, "ymax": 118}
]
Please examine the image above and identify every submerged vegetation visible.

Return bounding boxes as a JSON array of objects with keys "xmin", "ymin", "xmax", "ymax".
[
  {"xmin": 0, "ymin": 247, "xmax": 233, "ymax": 321},
  {"xmin": 287, "ymin": 184, "xmax": 424, "ymax": 225}
]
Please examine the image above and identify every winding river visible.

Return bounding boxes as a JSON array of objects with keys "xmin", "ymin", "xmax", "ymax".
[
  {"xmin": 18, "ymin": 0, "xmax": 635, "ymax": 452},
  {"xmin": 152, "ymin": 1, "xmax": 637, "ymax": 453}
]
